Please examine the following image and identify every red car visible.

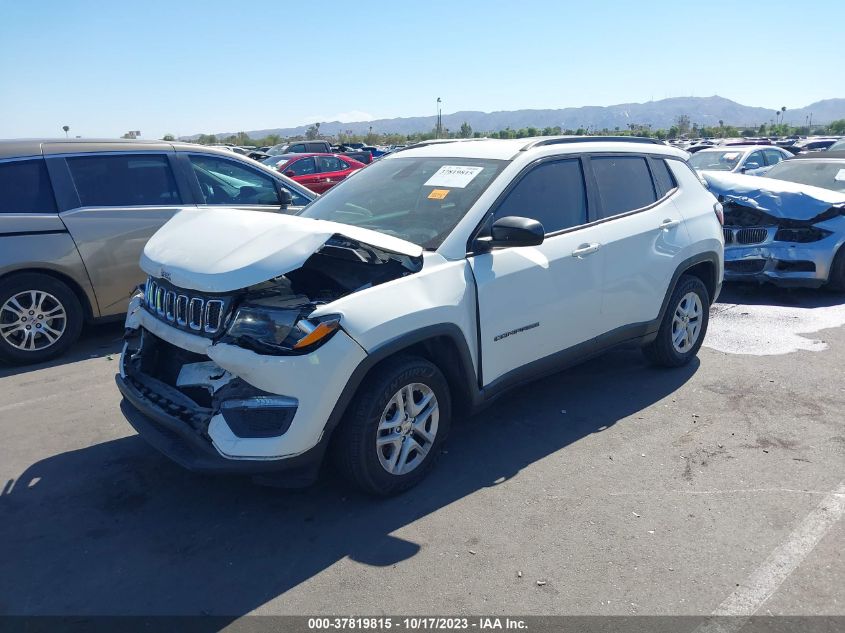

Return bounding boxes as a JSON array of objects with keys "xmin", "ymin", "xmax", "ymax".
[{"xmin": 262, "ymin": 153, "xmax": 365, "ymax": 194}]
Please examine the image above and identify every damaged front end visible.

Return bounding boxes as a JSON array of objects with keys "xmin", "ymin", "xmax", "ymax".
[
  {"xmin": 116, "ymin": 210, "xmax": 423, "ymax": 479},
  {"xmin": 704, "ymin": 172, "xmax": 845, "ymax": 287}
]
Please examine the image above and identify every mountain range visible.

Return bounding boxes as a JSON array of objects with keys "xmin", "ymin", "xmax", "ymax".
[{"xmin": 182, "ymin": 96, "xmax": 845, "ymax": 140}]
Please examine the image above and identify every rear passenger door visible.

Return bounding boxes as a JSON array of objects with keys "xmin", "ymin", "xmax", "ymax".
[
  {"xmin": 587, "ymin": 154, "xmax": 689, "ymax": 336},
  {"xmin": 55, "ymin": 152, "xmax": 187, "ymax": 316},
  {"xmin": 470, "ymin": 157, "xmax": 606, "ymax": 386}
]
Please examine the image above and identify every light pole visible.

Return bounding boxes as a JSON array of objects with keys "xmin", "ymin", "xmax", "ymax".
[{"xmin": 436, "ymin": 97, "xmax": 442, "ymax": 139}]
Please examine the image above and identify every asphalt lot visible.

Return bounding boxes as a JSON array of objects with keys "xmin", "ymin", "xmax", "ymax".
[{"xmin": 0, "ymin": 284, "xmax": 843, "ymax": 622}]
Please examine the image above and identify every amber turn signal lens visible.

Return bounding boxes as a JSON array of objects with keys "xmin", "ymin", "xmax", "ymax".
[{"xmin": 292, "ymin": 320, "xmax": 340, "ymax": 349}]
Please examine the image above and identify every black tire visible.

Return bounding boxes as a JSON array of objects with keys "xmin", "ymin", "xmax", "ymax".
[
  {"xmin": 0, "ymin": 273, "xmax": 84, "ymax": 365},
  {"xmin": 642, "ymin": 274, "xmax": 710, "ymax": 368},
  {"xmin": 331, "ymin": 355, "xmax": 451, "ymax": 496},
  {"xmin": 825, "ymin": 245, "xmax": 845, "ymax": 293}
]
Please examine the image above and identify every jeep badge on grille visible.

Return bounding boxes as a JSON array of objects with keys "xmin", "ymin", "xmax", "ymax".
[{"xmin": 160, "ymin": 269, "xmax": 171, "ymax": 281}]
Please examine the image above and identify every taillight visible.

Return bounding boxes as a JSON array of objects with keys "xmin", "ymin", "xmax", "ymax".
[{"xmin": 714, "ymin": 202, "xmax": 724, "ymax": 226}]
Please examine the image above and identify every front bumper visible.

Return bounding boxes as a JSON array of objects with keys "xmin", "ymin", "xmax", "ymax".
[
  {"xmin": 118, "ymin": 295, "xmax": 367, "ymax": 476},
  {"xmin": 116, "ymin": 374, "xmax": 323, "ymax": 482},
  {"xmin": 724, "ymin": 241, "xmax": 836, "ymax": 288}
]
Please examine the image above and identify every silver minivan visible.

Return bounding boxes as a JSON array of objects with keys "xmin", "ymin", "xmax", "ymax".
[{"xmin": 0, "ymin": 139, "xmax": 316, "ymax": 365}]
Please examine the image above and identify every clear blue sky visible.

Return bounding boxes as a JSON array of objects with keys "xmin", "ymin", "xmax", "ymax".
[{"xmin": 1, "ymin": 0, "xmax": 842, "ymax": 139}]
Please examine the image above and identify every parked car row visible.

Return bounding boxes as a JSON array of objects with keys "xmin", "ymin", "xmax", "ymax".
[{"xmin": 260, "ymin": 153, "xmax": 366, "ymax": 193}]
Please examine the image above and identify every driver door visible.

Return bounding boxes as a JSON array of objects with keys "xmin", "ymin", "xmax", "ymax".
[{"xmin": 469, "ymin": 157, "xmax": 606, "ymax": 387}]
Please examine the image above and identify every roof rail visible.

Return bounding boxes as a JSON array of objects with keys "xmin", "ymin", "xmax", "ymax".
[
  {"xmin": 394, "ymin": 137, "xmax": 491, "ymax": 153},
  {"xmin": 520, "ymin": 136, "xmax": 664, "ymax": 151}
]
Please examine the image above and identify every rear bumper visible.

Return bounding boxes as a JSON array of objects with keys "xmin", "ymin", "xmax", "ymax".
[{"xmin": 116, "ymin": 372, "xmax": 326, "ymax": 484}]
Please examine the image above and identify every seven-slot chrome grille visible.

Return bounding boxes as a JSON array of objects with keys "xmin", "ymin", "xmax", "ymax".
[{"xmin": 143, "ymin": 276, "xmax": 231, "ymax": 337}]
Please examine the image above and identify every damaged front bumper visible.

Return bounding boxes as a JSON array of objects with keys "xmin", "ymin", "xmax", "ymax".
[
  {"xmin": 117, "ymin": 294, "xmax": 367, "ymax": 481},
  {"xmin": 724, "ymin": 241, "xmax": 834, "ymax": 287}
]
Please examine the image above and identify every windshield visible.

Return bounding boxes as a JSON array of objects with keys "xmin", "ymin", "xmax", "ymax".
[
  {"xmin": 689, "ymin": 150, "xmax": 744, "ymax": 171},
  {"xmin": 266, "ymin": 144, "xmax": 289, "ymax": 156},
  {"xmin": 298, "ymin": 157, "xmax": 506, "ymax": 249},
  {"xmin": 261, "ymin": 156, "xmax": 288, "ymax": 168},
  {"xmin": 765, "ymin": 160, "xmax": 845, "ymax": 193}
]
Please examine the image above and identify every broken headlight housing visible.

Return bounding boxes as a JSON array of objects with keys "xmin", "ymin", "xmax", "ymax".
[
  {"xmin": 226, "ymin": 297, "xmax": 341, "ymax": 355},
  {"xmin": 773, "ymin": 227, "xmax": 833, "ymax": 243}
]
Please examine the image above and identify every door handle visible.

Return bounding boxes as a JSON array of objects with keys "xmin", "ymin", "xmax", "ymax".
[
  {"xmin": 572, "ymin": 243, "xmax": 601, "ymax": 257},
  {"xmin": 660, "ymin": 218, "xmax": 681, "ymax": 230}
]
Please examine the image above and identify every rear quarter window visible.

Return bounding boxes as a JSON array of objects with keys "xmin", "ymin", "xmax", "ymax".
[
  {"xmin": 0, "ymin": 159, "xmax": 57, "ymax": 213},
  {"xmin": 649, "ymin": 158, "xmax": 678, "ymax": 197}
]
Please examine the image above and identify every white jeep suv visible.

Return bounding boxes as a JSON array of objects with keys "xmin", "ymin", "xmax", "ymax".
[{"xmin": 117, "ymin": 137, "xmax": 724, "ymax": 495}]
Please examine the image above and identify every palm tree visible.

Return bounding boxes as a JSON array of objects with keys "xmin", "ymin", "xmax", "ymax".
[
  {"xmin": 781, "ymin": 107, "xmax": 787, "ymax": 128},
  {"xmin": 62, "ymin": 125, "xmax": 69, "ymax": 138}
]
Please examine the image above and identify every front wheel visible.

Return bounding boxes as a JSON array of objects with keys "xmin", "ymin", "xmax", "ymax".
[
  {"xmin": 331, "ymin": 356, "xmax": 451, "ymax": 496},
  {"xmin": 642, "ymin": 274, "xmax": 710, "ymax": 367},
  {"xmin": 826, "ymin": 245, "xmax": 845, "ymax": 293}
]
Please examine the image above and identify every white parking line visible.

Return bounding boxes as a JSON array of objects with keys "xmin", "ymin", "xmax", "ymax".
[{"xmin": 694, "ymin": 481, "xmax": 845, "ymax": 633}]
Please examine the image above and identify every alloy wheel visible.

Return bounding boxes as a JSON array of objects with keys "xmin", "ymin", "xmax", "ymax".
[
  {"xmin": 0, "ymin": 290, "xmax": 68, "ymax": 351},
  {"xmin": 376, "ymin": 383, "xmax": 439, "ymax": 476},
  {"xmin": 671, "ymin": 291, "xmax": 703, "ymax": 353}
]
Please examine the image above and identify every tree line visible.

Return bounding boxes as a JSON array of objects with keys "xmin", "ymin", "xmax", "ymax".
[{"xmin": 167, "ymin": 117, "xmax": 845, "ymax": 147}]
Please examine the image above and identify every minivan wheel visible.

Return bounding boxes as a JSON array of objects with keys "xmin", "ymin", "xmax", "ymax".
[
  {"xmin": 642, "ymin": 274, "xmax": 710, "ymax": 368},
  {"xmin": 332, "ymin": 355, "xmax": 451, "ymax": 496},
  {"xmin": 0, "ymin": 273, "xmax": 84, "ymax": 365}
]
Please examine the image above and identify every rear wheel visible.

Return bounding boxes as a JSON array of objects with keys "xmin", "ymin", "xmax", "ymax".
[
  {"xmin": 331, "ymin": 356, "xmax": 451, "ymax": 496},
  {"xmin": 642, "ymin": 275, "xmax": 710, "ymax": 368},
  {"xmin": 0, "ymin": 273, "xmax": 84, "ymax": 365}
]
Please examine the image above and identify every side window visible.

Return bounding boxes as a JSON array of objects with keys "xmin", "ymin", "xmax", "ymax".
[
  {"xmin": 0, "ymin": 159, "xmax": 57, "ymax": 213},
  {"xmin": 289, "ymin": 144, "xmax": 306, "ymax": 153},
  {"xmin": 318, "ymin": 156, "xmax": 345, "ymax": 172},
  {"xmin": 287, "ymin": 157, "xmax": 317, "ymax": 176},
  {"xmin": 591, "ymin": 156, "xmax": 657, "ymax": 218},
  {"xmin": 649, "ymin": 158, "xmax": 677, "ymax": 197},
  {"xmin": 494, "ymin": 159, "xmax": 587, "ymax": 234},
  {"xmin": 67, "ymin": 154, "xmax": 181, "ymax": 207},
  {"xmin": 188, "ymin": 154, "xmax": 281, "ymax": 206},
  {"xmin": 744, "ymin": 151, "xmax": 764, "ymax": 169},
  {"xmin": 763, "ymin": 149, "xmax": 784, "ymax": 166}
]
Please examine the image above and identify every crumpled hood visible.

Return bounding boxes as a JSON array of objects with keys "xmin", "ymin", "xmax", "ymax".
[
  {"xmin": 141, "ymin": 208, "xmax": 423, "ymax": 293},
  {"xmin": 703, "ymin": 171, "xmax": 845, "ymax": 220}
]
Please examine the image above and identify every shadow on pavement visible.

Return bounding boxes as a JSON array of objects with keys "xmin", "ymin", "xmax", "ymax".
[
  {"xmin": 717, "ymin": 282, "xmax": 845, "ymax": 309},
  {"xmin": 0, "ymin": 347, "xmax": 698, "ymax": 619},
  {"xmin": 0, "ymin": 321, "xmax": 124, "ymax": 379}
]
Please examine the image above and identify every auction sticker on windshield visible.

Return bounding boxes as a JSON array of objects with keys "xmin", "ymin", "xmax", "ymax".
[{"xmin": 425, "ymin": 165, "xmax": 484, "ymax": 188}]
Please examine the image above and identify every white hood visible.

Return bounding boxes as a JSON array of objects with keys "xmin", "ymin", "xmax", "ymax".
[{"xmin": 141, "ymin": 208, "xmax": 423, "ymax": 293}]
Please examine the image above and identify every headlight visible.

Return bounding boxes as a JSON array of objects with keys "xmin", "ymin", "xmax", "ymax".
[
  {"xmin": 774, "ymin": 227, "xmax": 833, "ymax": 243},
  {"xmin": 226, "ymin": 301, "xmax": 341, "ymax": 355}
]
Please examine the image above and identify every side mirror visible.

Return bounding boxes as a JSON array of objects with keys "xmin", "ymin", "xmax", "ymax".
[
  {"xmin": 478, "ymin": 216, "xmax": 545, "ymax": 250},
  {"xmin": 278, "ymin": 187, "xmax": 293, "ymax": 208},
  {"xmin": 284, "ymin": 170, "xmax": 296, "ymax": 178},
  {"xmin": 742, "ymin": 162, "xmax": 761, "ymax": 172}
]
